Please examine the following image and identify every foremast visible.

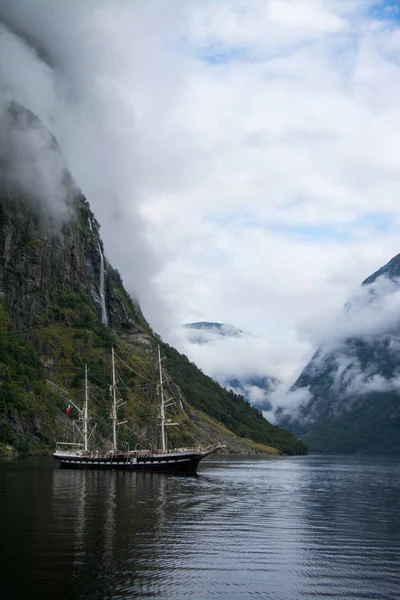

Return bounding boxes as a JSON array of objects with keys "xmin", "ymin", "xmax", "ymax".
[{"xmin": 54, "ymin": 366, "xmax": 94, "ymax": 452}]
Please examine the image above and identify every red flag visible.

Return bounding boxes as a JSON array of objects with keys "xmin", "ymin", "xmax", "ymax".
[{"xmin": 65, "ymin": 404, "xmax": 71, "ymax": 414}]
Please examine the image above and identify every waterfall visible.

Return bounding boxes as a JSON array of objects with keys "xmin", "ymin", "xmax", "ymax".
[
  {"xmin": 97, "ymin": 241, "xmax": 108, "ymax": 326},
  {"xmin": 89, "ymin": 216, "xmax": 108, "ymax": 326}
]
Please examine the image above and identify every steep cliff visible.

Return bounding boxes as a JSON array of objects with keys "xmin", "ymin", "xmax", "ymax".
[{"xmin": 0, "ymin": 103, "xmax": 307, "ymax": 456}]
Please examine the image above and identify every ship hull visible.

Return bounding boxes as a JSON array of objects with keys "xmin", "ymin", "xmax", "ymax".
[{"xmin": 53, "ymin": 451, "xmax": 211, "ymax": 475}]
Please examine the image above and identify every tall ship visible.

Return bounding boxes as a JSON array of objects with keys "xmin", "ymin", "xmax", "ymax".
[{"xmin": 53, "ymin": 346, "xmax": 221, "ymax": 474}]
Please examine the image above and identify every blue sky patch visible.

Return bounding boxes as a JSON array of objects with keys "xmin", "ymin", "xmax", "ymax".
[
  {"xmin": 370, "ymin": 1, "xmax": 400, "ymax": 22},
  {"xmin": 267, "ymin": 222, "xmax": 352, "ymax": 242},
  {"xmin": 352, "ymin": 212, "xmax": 396, "ymax": 233},
  {"xmin": 205, "ymin": 209, "xmax": 258, "ymax": 227},
  {"xmin": 198, "ymin": 44, "xmax": 251, "ymax": 65},
  {"xmin": 268, "ymin": 211, "xmax": 399, "ymax": 242},
  {"xmin": 206, "ymin": 209, "xmax": 398, "ymax": 243}
]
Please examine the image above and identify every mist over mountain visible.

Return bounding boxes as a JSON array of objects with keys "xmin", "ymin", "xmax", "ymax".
[
  {"xmin": 0, "ymin": 3, "xmax": 169, "ymax": 334},
  {"xmin": 276, "ymin": 254, "xmax": 400, "ymax": 453},
  {"xmin": 0, "ymin": 99, "xmax": 306, "ymax": 457},
  {"xmin": 182, "ymin": 322, "xmax": 245, "ymax": 343},
  {"xmin": 181, "ymin": 321, "xmax": 280, "ymax": 412}
]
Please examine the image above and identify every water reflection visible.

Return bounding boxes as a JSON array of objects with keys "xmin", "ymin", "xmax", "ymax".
[
  {"xmin": 1, "ymin": 456, "xmax": 400, "ymax": 600},
  {"xmin": 295, "ymin": 456, "xmax": 400, "ymax": 599},
  {"xmin": 49, "ymin": 469, "xmax": 183, "ymax": 599}
]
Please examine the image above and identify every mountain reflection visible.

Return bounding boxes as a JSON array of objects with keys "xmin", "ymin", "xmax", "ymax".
[{"xmin": 1, "ymin": 456, "xmax": 400, "ymax": 600}]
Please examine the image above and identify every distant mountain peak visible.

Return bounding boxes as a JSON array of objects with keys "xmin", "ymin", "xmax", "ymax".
[
  {"xmin": 277, "ymin": 251, "xmax": 400, "ymax": 454},
  {"xmin": 362, "ymin": 253, "xmax": 400, "ymax": 286},
  {"xmin": 183, "ymin": 321, "xmax": 244, "ymax": 334},
  {"xmin": 182, "ymin": 322, "xmax": 245, "ymax": 343}
]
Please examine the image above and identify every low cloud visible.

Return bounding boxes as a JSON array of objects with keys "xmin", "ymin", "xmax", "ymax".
[
  {"xmin": 269, "ymin": 385, "xmax": 313, "ymax": 423},
  {"xmin": 172, "ymin": 326, "xmax": 310, "ymax": 383},
  {"xmin": 0, "ymin": 2, "xmax": 169, "ymax": 329},
  {"xmin": 274, "ymin": 280, "xmax": 400, "ymax": 427},
  {"xmin": 325, "ymin": 341, "xmax": 400, "ymax": 400},
  {"xmin": 0, "ymin": 95, "xmax": 72, "ymax": 220},
  {"xmin": 345, "ymin": 369, "xmax": 400, "ymax": 398},
  {"xmin": 1, "ymin": 1, "xmax": 400, "ymax": 381},
  {"xmin": 239, "ymin": 384, "xmax": 272, "ymax": 410},
  {"xmin": 300, "ymin": 274, "xmax": 400, "ymax": 349}
]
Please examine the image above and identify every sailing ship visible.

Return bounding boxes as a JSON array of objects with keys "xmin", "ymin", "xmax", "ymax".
[{"xmin": 53, "ymin": 346, "xmax": 221, "ymax": 474}]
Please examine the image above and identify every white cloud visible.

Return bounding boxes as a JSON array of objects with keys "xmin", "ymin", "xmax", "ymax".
[
  {"xmin": 344, "ymin": 367, "xmax": 400, "ymax": 398},
  {"xmin": 0, "ymin": 93, "xmax": 71, "ymax": 220},
  {"xmin": 300, "ymin": 275, "xmax": 400, "ymax": 347},
  {"xmin": 172, "ymin": 326, "xmax": 310, "ymax": 383},
  {"xmin": 269, "ymin": 385, "xmax": 313, "ymax": 422},
  {"xmin": 1, "ymin": 1, "xmax": 400, "ymax": 388}
]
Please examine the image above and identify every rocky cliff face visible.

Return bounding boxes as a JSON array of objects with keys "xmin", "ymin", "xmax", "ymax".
[
  {"xmin": 0, "ymin": 193, "xmax": 147, "ymax": 333},
  {"xmin": 277, "ymin": 254, "xmax": 400, "ymax": 453},
  {"xmin": 0, "ymin": 102, "xmax": 147, "ymax": 334},
  {"xmin": 0, "ymin": 103, "xmax": 307, "ymax": 456}
]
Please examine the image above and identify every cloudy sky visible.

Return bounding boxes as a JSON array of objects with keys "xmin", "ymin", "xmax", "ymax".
[{"xmin": 1, "ymin": 0, "xmax": 400, "ymax": 387}]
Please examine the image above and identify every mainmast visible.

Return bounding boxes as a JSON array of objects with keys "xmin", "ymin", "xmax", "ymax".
[
  {"xmin": 109, "ymin": 347, "xmax": 127, "ymax": 454},
  {"xmin": 158, "ymin": 344, "xmax": 167, "ymax": 452},
  {"xmin": 111, "ymin": 346, "xmax": 118, "ymax": 453}
]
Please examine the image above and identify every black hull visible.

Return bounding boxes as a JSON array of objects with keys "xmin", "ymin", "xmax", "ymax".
[{"xmin": 54, "ymin": 452, "xmax": 208, "ymax": 475}]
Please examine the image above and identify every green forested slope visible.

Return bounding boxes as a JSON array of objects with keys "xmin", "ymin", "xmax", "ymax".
[
  {"xmin": 0, "ymin": 291, "xmax": 307, "ymax": 456},
  {"xmin": 303, "ymin": 392, "xmax": 400, "ymax": 454},
  {"xmin": 162, "ymin": 342, "xmax": 308, "ymax": 455}
]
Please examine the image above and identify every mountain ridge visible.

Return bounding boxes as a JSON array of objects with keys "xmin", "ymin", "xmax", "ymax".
[
  {"xmin": 277, "ymin": 253, "xmax": 400, "ymax": 454},
  {"xmin": 0, "ymin": 103, "xmax": 307, "ymax": 457}
]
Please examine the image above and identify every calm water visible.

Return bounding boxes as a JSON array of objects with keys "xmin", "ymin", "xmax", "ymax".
[{"xmin": 1, "ymin": 455, "xmax": 400, "ymax": 600}]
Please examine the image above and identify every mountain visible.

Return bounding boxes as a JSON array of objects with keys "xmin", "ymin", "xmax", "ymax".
[
  {"xmin": 0, "ymin": 103, "xmax": 307, "ymax": 456},
  {"xmin": 277, "ymin": 254, "xmax": 400, "ymax": 454},
  {"xmin": 181, "ymin": 321, "xmax": 279, "ymax": 412},
  {"xmin": 223, "ymin": 376, "xmax": 278, "ymax": 411},
  {"xmin": 182, "ymin": 322, "xmax": 245, "ymax": 344}
]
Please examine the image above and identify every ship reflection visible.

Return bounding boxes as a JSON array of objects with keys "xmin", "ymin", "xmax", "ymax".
[{"xmin": 51, "ymin": 470, "xmax": 177, "ymax": 599}]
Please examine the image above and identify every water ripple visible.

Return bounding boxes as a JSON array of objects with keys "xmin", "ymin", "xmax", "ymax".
[{"xmin": 1, "ymin": 455, "xmax": 400, "ymax": 599}]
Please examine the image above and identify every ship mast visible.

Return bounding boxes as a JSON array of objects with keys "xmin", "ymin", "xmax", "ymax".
[
  {"xmin": 83, "ymin": 364, "xmax": 89, "ymax": 451},
  {"xmin": 111, "ymin": 346, "xmax": 117, "ymax": 453},
  {"xmin": 158, "ymin": 344, "xmax": 167, "ymax": 452},
  {"xmin": 109, "ymin": 347, "xmax": 127, "ymax": 454}
]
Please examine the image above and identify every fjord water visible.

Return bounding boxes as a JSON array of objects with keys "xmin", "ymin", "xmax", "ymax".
[{"xmin": 1, "ymin": 456, "xmax": 399, "ymax": 600}]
